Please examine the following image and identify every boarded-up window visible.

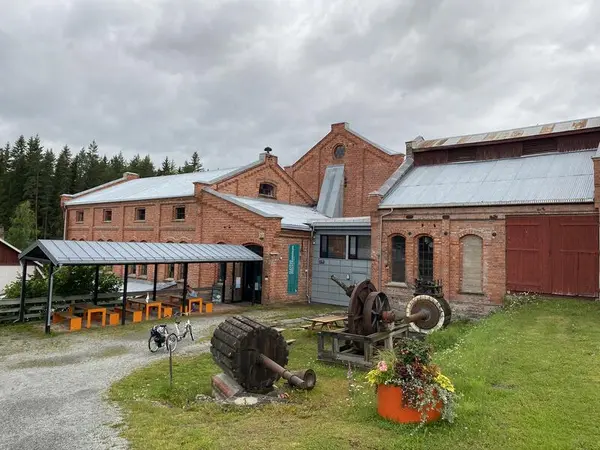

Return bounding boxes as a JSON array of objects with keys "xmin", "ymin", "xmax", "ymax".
[{"xmin": 461, "ymin": 235, "xmax": 483, "ymax": 293}]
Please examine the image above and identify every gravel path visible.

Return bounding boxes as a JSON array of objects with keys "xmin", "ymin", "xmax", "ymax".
[{"xmin": 0, "ymin": 309, "xmax": 300, "ymax": 450}]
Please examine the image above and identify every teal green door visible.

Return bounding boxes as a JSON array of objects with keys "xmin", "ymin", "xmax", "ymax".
[{"xmin": 287, "ymin": 244, "xmax": 300, "ymax": 294}]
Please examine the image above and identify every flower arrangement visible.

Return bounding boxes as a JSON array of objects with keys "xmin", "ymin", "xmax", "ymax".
[{"xmin": 366, "ymin": 337, "xmax": 457, "ymax": 423}]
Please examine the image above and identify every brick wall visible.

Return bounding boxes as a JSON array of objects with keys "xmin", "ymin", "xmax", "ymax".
[
  {"xmin": 285, "ymin": 123, "xmax": 404, "ymax": 217},
  {"xmin": 372, "ymin": 203, "xmax": 597, "ymax": 311},
  {"xmin": 211, "ymin": 154, "xmax": 315, "ymax": 205}
]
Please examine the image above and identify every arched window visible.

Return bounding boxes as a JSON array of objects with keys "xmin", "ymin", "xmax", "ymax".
[
  {"xmin": 391, "ymin": 236, "xmax": 406, "ymax": 283},
  {"xmin": 418, "ymin": 236, "xmax": 434, "ymax": 281},
  {"xmin": 258, "ymin": 183, "xmax": 275, "ymax": 198},
  {"xmin": 461, "ymin": 235, "xmax": 483, "ymax": 293}
]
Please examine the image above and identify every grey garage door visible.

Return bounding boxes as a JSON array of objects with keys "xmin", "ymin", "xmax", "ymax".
[{"xmin": 311, "ymin": 232, "xmax": 371, "ymax": 306}]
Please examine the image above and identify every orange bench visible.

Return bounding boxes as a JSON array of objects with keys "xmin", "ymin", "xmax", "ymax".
[
  {"xmin": 107, "ymin": 309, "xmax": 120, "ymax": 326},
  {"xmin": 52, "ymin": 311, "xmax": 82, "ymax": 332},
  {"xmin": 114, "ymin": 306, "xmax": 143, "ymax": 323}
]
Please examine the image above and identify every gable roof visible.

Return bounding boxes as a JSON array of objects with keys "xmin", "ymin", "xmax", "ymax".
[
  {"xmin": 412, "ymin": 115, "xmax": 600, "ymax": 151},
  {"xmin": 0, "ymin": 239, "xmax": 43, "ymax": 268},
  {"xmin": 380, "ymin": 149, "xmax": 596, "ymax": 209},
  {"xmin": 63, "ymin": 161, "xmax": 262, "ymax": 206},
  {"xmin": 204, "ymin": 188, "xmax": 329, "ymax": 231}
]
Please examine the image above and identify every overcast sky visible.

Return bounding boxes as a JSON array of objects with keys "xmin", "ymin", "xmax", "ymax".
[{"xmin": 1, "ymin": 0, "xmax": 599, "ymax": 170}]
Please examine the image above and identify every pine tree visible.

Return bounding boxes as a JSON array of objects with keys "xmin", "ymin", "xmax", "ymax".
[
  {"xmin": 23, "ymin": 135, "xmax": 44, "ymax": 234},
  {"xmin": 6, "ymin": 136, "xmax": 28, "ymax": 224},
  {"xmin": 52, "ymin": 146, "xmax": 72, "ymax": 237},
  {"xmin": 138, "ymin": 155, "xmax": 156, "ymax": 177},
  {"xmin": 38, "ymin": 149, "xmax": 56, "ymax": 238},
  {"xmin": 5, "ymin": 200, "xmax": 37, "ymax": 250},
  {"xmin": 158, "ymin": 156, "xmax": 177, "ymax": 176},
  {"xmin": 109, "ymin": 152, "xmax": 127, "ymax": 179},
  {"xmin": 0, "ymin": 143, "xmax": 10, "ymax": 228},
  {"xmin": 83, "ymin": 140, "xmax": 102, "ymax": 188},
  {"xmin": 179, "ymin": 151, "xmax": 204, "ymax": 173},
  {"xmin": 70, "ymin": 148, "xmax": 87, "ymax": 193}
]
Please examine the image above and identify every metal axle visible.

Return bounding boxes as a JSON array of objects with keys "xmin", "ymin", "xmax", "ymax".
[{"xmin": 258, "ymin": 354, "xmax": 315, "ymax": 390}]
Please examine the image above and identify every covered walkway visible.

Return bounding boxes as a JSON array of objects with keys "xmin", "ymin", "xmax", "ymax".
[{"xmin": 18, "ymin": 240, "xmax": 263, "ymax": 333}]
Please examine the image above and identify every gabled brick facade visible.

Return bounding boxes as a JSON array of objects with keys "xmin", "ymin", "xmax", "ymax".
[{"xmin": 284, "ymin": 123, "xmax": 404, "ymax": 217}]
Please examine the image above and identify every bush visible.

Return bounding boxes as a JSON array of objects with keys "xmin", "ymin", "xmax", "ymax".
[{"xmin": 3, "ymin": 265, "xmax": 122, "ymax": 298}]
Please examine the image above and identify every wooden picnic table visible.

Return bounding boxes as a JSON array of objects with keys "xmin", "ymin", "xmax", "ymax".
[
  {"xmin": 167, "ymin": 294, "xmax": 203, "ymax": 314},
  {"xmin": 127, "ymin": 298, "xmax": 162, "ymax": 320},
  {"xmin": 304, "ymin": 315, "xmax": 348, "ymax": 330},
  {"xmin": 72, "ymin": 303, "xmax": 107, "ymax": 328}
]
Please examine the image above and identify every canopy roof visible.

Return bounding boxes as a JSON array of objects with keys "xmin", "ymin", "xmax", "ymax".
[{"xmin": 19, "ymin": 240, "xmax": 263, "ymax": 266}]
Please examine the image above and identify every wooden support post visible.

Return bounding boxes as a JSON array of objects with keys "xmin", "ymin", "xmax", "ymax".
[
  {"xmin": 181, "ymin": 263, "xmax": 189, "ymax": 312},
  {"xmin": 19, "ymin": 259, "xmax": 28, "ymax": 322},
  {"xmin": 121, "ymin": 265, "xmax": 129, "ymax": 325},
  {"xmin": 44, "ymin": 264, "xmax": 55, "ymax": 334},
  {"xmin": 93, "ymin": 265, "xmax": 100, "ymax": 305},
  {"xmin": 152, "ymin": 263, "xmax": 158, "ymax": 301}
]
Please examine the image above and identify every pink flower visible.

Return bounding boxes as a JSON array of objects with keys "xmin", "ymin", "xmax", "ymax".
[{"xmin": 377, "ymin": 361, "xmax": 388, "ymax": 372}]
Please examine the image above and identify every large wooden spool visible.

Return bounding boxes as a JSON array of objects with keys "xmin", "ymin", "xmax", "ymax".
[{"xmin": 210, "ymin": 315, "xmax": 289, "ymax": 393}]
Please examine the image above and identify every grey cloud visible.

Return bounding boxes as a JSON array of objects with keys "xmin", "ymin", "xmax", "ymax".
[{"xmin": 0, "ymin": 0, "xmax": 599, "ymax": 172}]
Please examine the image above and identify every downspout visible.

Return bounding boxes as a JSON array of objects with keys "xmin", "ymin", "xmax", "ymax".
[
  {"xmin": 378, "ymin": 208, "xmax": 394, "ymax": 289},
  {"xmin": 62, "ymin": 206, "xmax": 67, "ymax": 240},
  {"xmin": 307, "ymin": 225, "xmax": 313, "ymax": 303}
]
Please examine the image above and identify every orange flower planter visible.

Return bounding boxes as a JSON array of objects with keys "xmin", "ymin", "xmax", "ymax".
[{"xmin": 377, "ymin": 384, "xmax": 442, "ymax": 424}]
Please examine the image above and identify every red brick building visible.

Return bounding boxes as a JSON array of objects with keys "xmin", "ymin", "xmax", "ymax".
[
  {"xmin": 372, "ymin": 116, "xmax": 600, "ymax": 316},
  {"xmin": 61, "ymin": 123, "xmax": 403, "ymax": 305}
]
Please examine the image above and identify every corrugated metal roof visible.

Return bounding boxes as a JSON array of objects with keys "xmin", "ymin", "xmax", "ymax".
[
  {"xmin": 121, "ymin": 279, "xmax": 177, "ymax": 293},
  {"xmin": 64, "ymin": 162, "xmax": 261, "ymax": 205},
  {"xmin": 413, "ymin": 116, "xmax": 600, "ymax": 150},
  {"xmin": 316, "ymin": 165, "xmax": 344, "ymax": 217},
  {"xmin": 380, "ymin": 150, "xmax": 596, "ymax": 208},
  {"xmin": 19, "ymin": 240, "xmax": 263, "ymax": 266},
  {"xmin": 205, "ymin": 189, "xmax": 329, "ymax": 231}
]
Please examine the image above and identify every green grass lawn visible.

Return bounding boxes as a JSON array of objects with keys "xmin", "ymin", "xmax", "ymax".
[{"xmin": 109, "ymin": 298, "xmax": 600, "ymax": 450}]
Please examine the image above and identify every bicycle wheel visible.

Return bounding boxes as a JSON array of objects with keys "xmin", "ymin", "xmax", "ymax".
[
  {"xmin": 166, "ymin": 333, "xmax": 178, "ymax": 352},
  {"xmin": 148, "ymin": 337, "xmax": 160, "ymax": 353}
]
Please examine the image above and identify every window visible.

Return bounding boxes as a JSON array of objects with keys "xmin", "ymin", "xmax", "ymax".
[
  {"xmin": 391, "ymin": 236, "xmax": 406, "ymax": 283},
  {"xmin": 135, "ymin": 207, "xmax": 146, "ymax": 221},
  {"xmin": 418, "ymin": 236, "xmax": 434, "ymax": 281},
  {"xmin": 139, "ymin": 264, "xmax": 148, "ymax": 276},
  {"xmin": 461, "ymin": 235, "xmax": 483, "ymax": 293},
  {"xmin": 174, "ymin": 206, "xmax": 185, "ymax": 221},
  {"xmin": 166, "ymin": 264, "xmax": 175, "ymax": 279},
  {"xmin": 334, "ymin": 144, "xmax": 345, "ymax": 159},
  {"xmin": 349, "ymin": 235, "xmax": 371, "ymax": 260},
  {"xmin": 259, "ymin": 183, "xmax": 275, "ymax": 198},
  {"xmin": 177, "ymin": 263, "xmax": 185, "ymax": 280},
  {"xmin": 320, "ymin": 235, "xmax": 346, "ymax": 259},
  {"xmin": 128, "ymin": 264, "xmax": 137, "ymax": 276},
  {"xmin": 75, "ymin": 210, "xmax": 84, "ymax": 223},
  {"xmin": 103, "ymin": 209, "xmax": 112, "ymax": 222}
]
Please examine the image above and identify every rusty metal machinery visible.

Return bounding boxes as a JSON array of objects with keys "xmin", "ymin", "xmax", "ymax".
[
  {"xmin": 330, "ymin": 275, "xmax": 452, "ymax": 335},
  {"xmin": 210, "ymin": 315, "xmax": 316, "ymax": 393}
]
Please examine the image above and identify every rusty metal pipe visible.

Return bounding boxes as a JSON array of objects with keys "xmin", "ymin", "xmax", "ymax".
[
  {"xmin": 403, "ymin": 309, "xmax": 429, "ymax": 324},
  {"xmin": 258, "ymin": 354, "xmax": 309, "ymax": 389}
]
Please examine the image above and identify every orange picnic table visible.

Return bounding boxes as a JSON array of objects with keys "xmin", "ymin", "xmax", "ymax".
[
  {"xmin": 72, "ymin": 303, "xmax": 107, "ymax": 328},
  {"xmin": 128, "ymin": 298, "xmax": 162, "ymax": 320}
]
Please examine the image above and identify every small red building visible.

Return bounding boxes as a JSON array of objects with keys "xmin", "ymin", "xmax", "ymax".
[{"xmin": 0, "ymin": 237, "xmax": 42, "ymax": 295}]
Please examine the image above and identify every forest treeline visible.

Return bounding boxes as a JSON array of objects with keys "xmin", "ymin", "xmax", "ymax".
[{"xmin": 0, "ymin": 134, "xmax": 204, "ymax": 248}]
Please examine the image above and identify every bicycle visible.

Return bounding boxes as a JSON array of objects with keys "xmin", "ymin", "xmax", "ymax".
[
  {"xmin": 147, "ymin": 313, "xmax": 194, "ymax": 353},
  {"xmin": 165, "ymin": 312, "xmax": 195, "ymax": 352},
  {"xmin": 148, "ymin": 324, "xmax": 177, "ymax": 353}
]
